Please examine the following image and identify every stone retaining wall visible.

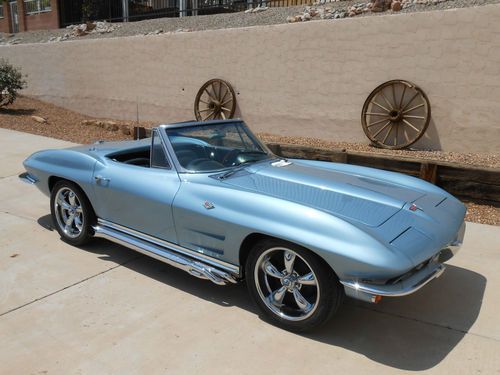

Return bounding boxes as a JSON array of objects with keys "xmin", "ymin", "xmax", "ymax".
[{"xmin": 1, "ymin": 4, "xmax": 500, "ymax": 152}]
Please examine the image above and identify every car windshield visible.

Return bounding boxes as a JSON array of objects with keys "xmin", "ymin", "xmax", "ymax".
[{"xmin": 165, "ymin": 122, "xmax": 274, "ymax": 172}]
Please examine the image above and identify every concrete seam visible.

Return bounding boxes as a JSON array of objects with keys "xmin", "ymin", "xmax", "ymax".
[{"xmin": 0, "ymin": 255, "xmax": 142, "ymax": 318}]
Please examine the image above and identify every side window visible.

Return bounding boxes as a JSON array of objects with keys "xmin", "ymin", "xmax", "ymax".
[{"xmin": 151, "ymin": 130, "xmax": 170, "ymax": 169}]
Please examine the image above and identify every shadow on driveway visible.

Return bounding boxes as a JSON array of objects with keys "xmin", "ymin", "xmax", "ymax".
[{"xmin": 38, "ymin": 214, "xmax": 486, "ymax": 371}]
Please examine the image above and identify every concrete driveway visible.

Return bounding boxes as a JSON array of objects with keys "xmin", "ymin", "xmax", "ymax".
[{"xmin": 0, "ymin": 128, "xmax": 498, "ymax": 375}]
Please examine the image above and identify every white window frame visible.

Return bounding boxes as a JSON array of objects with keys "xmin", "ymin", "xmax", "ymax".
[{"xmin": 24, "ymin": 0, "xmax": 52, "ymax": 16}]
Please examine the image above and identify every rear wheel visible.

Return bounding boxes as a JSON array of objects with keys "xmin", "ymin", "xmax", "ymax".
[
  {"xmin": 246, "ymin": 239, "xmax": 343, "ymax": 332},
  {"xmin": 50, "ymin": 180, "xmax": 95, "ymax": 246}
]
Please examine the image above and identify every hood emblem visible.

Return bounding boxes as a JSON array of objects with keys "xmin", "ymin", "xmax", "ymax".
[
  {"xmin": 203, "ymin": 201, "xmax": 215, "ymax": 210},
  {"xmin": 409, "ymin": 204, "xmax": 419, "ymax": 212}
]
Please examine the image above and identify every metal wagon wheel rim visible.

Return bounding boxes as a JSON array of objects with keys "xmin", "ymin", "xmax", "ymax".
[
  {"xmin": 194, "ymin": 79, "xmax": 236, "ymax": 121},
  {"xmin": 361, "ymin": 80, "xmax": 431, "ymax": 150}
]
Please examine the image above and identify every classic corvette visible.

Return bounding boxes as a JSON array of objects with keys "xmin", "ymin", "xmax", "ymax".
[{"xmin": 19, "ymin": 119, "xmax": 466, "ymax": 331}]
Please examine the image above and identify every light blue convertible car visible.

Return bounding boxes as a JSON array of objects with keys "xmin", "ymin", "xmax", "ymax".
[{"xmin": 20, "ymin": 119, "xmax": 466, "ymax": 331}]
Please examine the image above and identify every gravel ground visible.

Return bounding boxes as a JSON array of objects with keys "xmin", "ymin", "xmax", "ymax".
[
  {"xmin": 258, "ymin": 133, "xmax": 500, "ymax": 168},
  {"xmin": 1, "ymin": 96, "xmax": 498, "ymax": 226},
  {"xmin": 1, "ymin": 0, "xmax": 500, "ymax": 45}
]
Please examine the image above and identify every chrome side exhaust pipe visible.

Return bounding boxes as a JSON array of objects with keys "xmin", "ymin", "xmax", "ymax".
[{"xmin": 93, "ymin": 224, "xmax": 238, "ymax": 286}]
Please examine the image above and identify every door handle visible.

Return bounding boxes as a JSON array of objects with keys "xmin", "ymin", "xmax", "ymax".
[{"xmin": 94, "ymin": 175, "xmax": 110, "ymax": 183}]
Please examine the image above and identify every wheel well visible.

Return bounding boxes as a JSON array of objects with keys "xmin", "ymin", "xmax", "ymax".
[
  {"xmin": 239, "ymin": 233, "xmax": 271, "ymax": 275},
  {"xmin": 48, "ymin": 176, "xmax": 97, "ymax": 223},
  {"xmin": 238, "ymin": 233, "xmax": 337, "ymax": 279},
  {"xmin": 48, "ymin": 176, "xmax": 64, "ymax": 192}
]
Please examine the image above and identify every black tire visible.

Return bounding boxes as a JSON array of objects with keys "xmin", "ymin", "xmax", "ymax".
[
  {"xmin": 50, "ymin": 180, "xmax": 95, "ymax": 246},
  {"xmin": 245, "ymin": 238, "xmax": 344, "ymax": 332}
]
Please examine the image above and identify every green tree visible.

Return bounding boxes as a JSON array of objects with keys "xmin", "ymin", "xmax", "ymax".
[{"xmin": 0, "ymin": 59, "xmax": 27, "ymax": 108}]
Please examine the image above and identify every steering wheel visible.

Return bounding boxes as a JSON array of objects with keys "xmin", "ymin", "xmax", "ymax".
[{"xmin": 221, "ymin": 149, "xmax": 242, "ymax": 166}]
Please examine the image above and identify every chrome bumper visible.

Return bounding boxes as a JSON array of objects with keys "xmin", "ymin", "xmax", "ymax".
[
  {"xmin": 18, "ymin": 172, "xmax": 38, "ymax": 184},
  {"xmin": 341, "ymin": 263, "xmax": 446, "ymax": 302},
  {"xmin": 341, "ymin": 222, "xmax": 465, "ymax": 303}
]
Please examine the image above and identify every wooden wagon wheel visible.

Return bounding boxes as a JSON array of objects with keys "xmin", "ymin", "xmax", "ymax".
[
  {"xmin": 194, "ymin": 79, "xmax": 236, "ymax": 121},
  {"xmin": 361, "ymin": 80, "xmax": 431, "ymax": 149}
]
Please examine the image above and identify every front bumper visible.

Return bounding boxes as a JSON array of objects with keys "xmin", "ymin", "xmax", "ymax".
[
  {"xmin": 341, "ymin": 222, "xmax": 466, "ymax": 303},
  {"xmin": 18, "ymin": 172, "xmax": 38, "ymax": 185}
]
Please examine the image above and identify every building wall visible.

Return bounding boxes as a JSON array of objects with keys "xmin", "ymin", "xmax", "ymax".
[
  {"xmin": 23, "ymin": 0, "xmax": 59, "ymax": 31},
  {"xmin": 1, "ymin": 4, "xmax": 500, "ymax": 152},
  {"xmin": 0, "ymin": 2, "xmax": 11, "ymax": 33},
  {"xmin": 1, "ymin": 0, "xmax": 59, "ymax": 33}
]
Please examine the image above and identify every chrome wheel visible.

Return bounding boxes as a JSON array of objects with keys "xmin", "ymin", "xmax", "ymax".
[
  {"xmin": 53, "ymin": 187, "xmax": 84, "ymax": 239},
  {"xmin": 254, "ymin": 247, "xmax": 320, "ymax": 322}
]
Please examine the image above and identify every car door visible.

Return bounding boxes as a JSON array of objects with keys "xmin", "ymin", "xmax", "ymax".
[{"xmin": 92, "ymin": 130, "xmax": 181, "ymax": 243}]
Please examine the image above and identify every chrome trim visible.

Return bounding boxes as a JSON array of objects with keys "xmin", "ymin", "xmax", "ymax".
[
  {"xmin": 340, "ymin": 263, "xmax": 446, "ymax": 298},
  {"xmin": 447, "ymin": 221, "xmax": 466, "ymax": 255},
  {"xmin": 95, "ymin": 218, "xmax": 240, "ymax": 277},
  {"xmin": 18, "ymin": 172, "xmax": 38, "ymax": 184}
]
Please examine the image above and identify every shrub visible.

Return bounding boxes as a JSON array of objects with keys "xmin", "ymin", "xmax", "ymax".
[{"xmin": 0, "ymin": 59, "xmax": 27, "ymax": 108}]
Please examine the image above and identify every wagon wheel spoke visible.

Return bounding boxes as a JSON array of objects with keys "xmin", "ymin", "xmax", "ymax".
[
  {"xmin": 382, "ymin": 124, "xmax": 393, "ymax": 144},
  {"xmin": 372, "ymin": 121, "xmax": 391, "ymax": 138},
  {"xmin": 402, "ymin": 91, "xmax": 419, "ymax": 111},
  {"xmin": 204, "ymin": 88, "xmax": 217, "ymax": 102},
  {"xmin": 364, "ymin": 112, "xmax": 389, "ymax": 117},
  {"xmin": 403, "ymin": 103, "xmax": 425, "ymax": 114},
  {"xmin": 392, "ymin": 83, "xmax": 397, "ymax": 108},
  {"xmin": 380, "ymin": 91, "xmax": 394, "ymax": 110},
  {"xmin": 394, "ymin": 122, "xmax": 399, "ymax": 147},
  {"xmin": 403, "ymin": 118, "xmax": 420, "ymax": 132},
  {"xmin": 399, "ymin": 84, "xmax": 407, "ymax": 109},
  {"xmin": 404, "ymin": 115, "xmax": 426, "ymax": 120},
  {"xmin": 403, "ymin": 127, "xmax": 410, "ymax": 143},
  {"xmin": 220, "ymin": 98, "xmax": 233, "ymax": 107},
  {"xmin": 371, "ymin": 100, "xmax": 391, "ymax": 113},
  {"xmin": 367, "ymin": 117, "xmax": 390, "ymax": 128},
  {"xmin": 202, "ymin": 111, "xmax": 215, "ymax": 121}
]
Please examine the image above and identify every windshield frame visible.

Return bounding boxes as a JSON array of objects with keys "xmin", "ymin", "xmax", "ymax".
[{"xmin": 158, "ymin": 120, "xmax": 276, "ymax": 174}]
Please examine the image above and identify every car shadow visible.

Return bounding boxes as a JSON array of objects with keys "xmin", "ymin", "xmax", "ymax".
[{"xmin": 37, "ymin": 217, "xmax": 486, "ymax": 371}]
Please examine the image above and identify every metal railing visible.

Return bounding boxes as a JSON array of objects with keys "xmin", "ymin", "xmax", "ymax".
[
  {"xmin": 59, "ymin": 0, "xmax": 311, "ymax": 26},
  {"xmin": 24, "ymin": 0, "xmax": 52, "ymax": 15}
]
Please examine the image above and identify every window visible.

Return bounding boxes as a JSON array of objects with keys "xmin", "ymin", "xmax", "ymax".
[
  {"xmin": 24, "ymin": 0, "xmax": 51, "ymax": 15},
  {"xmin": 151, "ymin": 130, "xmax": 170, "ymax": 169},
  {"xmin": 166, "ymin": 122, "xmax": 272, "ymax": 172},
  {"xmin": 0, "ymin": 4, "xmax": 4, "ymax": 19}
]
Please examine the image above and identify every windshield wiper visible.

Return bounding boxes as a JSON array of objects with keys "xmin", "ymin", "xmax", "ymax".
[{"xmin": 218, "ymin": 160, "xmax": 256, "ymax": 180}]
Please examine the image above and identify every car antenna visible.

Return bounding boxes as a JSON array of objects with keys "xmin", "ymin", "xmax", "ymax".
[
  {"xmin": 136, "ymin": 97, "xmax": 139, "ymax": 125},
  {"xmin": 134, "ymin": 97, "xmax": 142, "ymax": 140}
]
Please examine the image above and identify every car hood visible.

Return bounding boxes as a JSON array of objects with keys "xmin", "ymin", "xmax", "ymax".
[{"xmin": 221, "ymin": 160, "xmax": 426, "ymax": 227}]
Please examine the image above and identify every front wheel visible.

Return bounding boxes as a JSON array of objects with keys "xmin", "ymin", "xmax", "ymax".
[
  {"xmin": 50, "ymin": 180, "xmax": 95, "ymax": 246},
  {"xmin": 246, "ymin": 239, "xmax": 344, "ymax": 332}
]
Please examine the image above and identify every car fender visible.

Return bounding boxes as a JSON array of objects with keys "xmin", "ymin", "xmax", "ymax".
[{"xmin": 173, "ymin": 176, "xmax": 414, "ymax": 280}]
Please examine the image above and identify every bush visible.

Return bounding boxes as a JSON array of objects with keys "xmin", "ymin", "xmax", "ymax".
[{"xmin": 0, "ymin": 59, "xmax": 27, "ymax": 108}]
